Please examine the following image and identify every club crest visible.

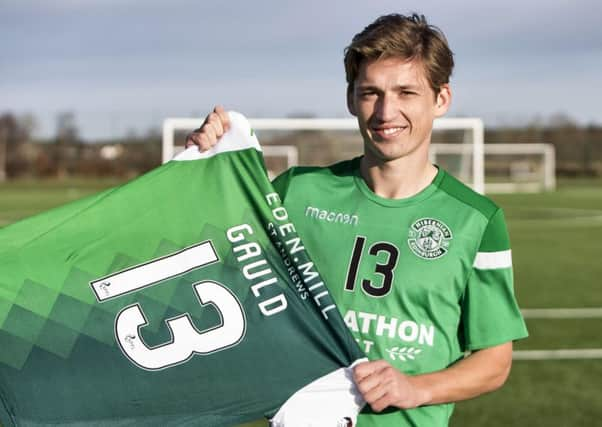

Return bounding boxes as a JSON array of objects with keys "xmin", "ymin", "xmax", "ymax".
[{"xmin": 408, "ymin": 218, "xmax": 452, "ymax": 259}]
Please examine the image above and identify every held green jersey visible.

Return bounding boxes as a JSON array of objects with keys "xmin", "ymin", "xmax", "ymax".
[
  {"xmin": 0, "ymin": 113, "xmax": 365, "ymax": 426},
  {"xmin": 272, "ymin": 158, "xmax": 528, "ymax": 427}
]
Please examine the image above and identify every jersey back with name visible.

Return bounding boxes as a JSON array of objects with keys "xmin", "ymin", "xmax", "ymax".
[{"xmin": 0, "ymin": 113, "xmax": 364, "ymax": 426}]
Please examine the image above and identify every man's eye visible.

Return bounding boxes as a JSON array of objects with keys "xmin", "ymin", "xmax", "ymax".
[{"xmin": 360, "ymin": 91, "xmax": 376, "ymax": 97}]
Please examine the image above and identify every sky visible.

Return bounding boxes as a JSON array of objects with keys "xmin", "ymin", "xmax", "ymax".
[{"xmin": 1, "ymin": 0, "xmax": 601, "ymax": 140}]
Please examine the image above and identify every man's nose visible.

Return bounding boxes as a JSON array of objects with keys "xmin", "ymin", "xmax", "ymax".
[{"xmin": 374, "ymin": 93, "xmax": 399, "ymax": 122}]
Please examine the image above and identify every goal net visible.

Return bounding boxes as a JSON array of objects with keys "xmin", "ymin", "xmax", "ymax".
[
  {"xmin": 430, "ymin": 142, "xmax": 556, "ymax": 193},
  {"xmin": 163, "ymin": 116, "xmax": 485, "ymax": 192},
  {"xmin": 484, "ymin": 143, "xmax": 555, "ymax": 193}
]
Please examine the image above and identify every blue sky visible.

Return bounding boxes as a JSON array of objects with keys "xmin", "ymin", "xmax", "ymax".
[{"xmin": 1, "ymin": 0, "xmax": 601, "ymax": 139}]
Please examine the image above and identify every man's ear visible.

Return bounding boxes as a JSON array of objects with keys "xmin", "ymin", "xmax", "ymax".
[
  {"xmin": 434, "ymin": 84, "xmax": 452, "ymax": 118},
  {"xmin": 346, "ymin": 85, "xmax": 357, "ymax": 116}
]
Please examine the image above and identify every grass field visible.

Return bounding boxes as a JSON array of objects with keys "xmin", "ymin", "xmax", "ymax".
[{"xmin": 1, "ymin": 177, "xmax": 601, "ymax": 426}]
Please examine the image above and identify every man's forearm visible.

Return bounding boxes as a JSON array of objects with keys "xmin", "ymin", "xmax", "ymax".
[{"xmin": 409, "ymin": 341, "xmax": 513, "ymax": 406}]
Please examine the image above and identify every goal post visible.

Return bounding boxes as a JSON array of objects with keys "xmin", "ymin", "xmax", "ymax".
[
  {"xmin": 162, "ymin": 117, "xmax": 485, "ymax": 193},
  {"xmin": 484, "ymin": 143, "xmax": 556, "ymax": 193}
]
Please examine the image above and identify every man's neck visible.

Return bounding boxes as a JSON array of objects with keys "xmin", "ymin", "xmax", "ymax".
[{"xmin": 359, "ymin": 155, "xmax": 438, "ymax": 200}]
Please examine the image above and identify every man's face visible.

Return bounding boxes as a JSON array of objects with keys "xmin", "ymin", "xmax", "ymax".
[{"xmin": 347, "ymin": 57, "xmax": 451, "ymax": 165}]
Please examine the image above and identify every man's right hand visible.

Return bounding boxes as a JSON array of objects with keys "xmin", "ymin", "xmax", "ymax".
[{"xmin": 185, "ymin": 106, "xmax": 230, "ymax": 152}]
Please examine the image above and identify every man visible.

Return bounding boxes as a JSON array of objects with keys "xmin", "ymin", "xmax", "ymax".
[{"xmin": 187, "ymin": 13, "xmax": 528, "ymax": 426}]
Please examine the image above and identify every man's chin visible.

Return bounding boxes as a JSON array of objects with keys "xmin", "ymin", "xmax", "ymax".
[{"xmin": 362, "ymin": 147, "xmax": 406, "ymax": 165}]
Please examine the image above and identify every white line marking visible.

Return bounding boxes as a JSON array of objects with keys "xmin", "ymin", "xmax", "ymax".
[
  {"xmin": 506, "ymin": 207, "xmax": 602, "ymax": 227},
  {"xmin": 511, "ymin": 216, "xmax": 602, "ymax": 227},
  {"xmin": 513, "ymin": 349, "xmax": 602, "ymax": 360},
  {"xmin": 522, "ymin": 308, "xmax": 602, "ymax": 319}
]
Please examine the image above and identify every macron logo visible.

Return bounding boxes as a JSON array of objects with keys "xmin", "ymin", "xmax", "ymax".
[{"xmin": 305, "ymin": 206, "xmax": 359, "ymax": 226}]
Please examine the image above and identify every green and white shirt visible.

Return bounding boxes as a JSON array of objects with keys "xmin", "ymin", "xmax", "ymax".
[
  {"xmin": 0, "ymin": 113, "xmax": 365, "ymax": 427},
  {"xmin": 273, "ymin": 157, "xmax": 528, "ymax": 427}
]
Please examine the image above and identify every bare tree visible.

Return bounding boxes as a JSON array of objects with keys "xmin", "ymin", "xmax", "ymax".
[
  {"xmin": 56, "ymin": 112, "xmax": 78, "ymax": 144},
  {"xmin": 0, "ymin": 124, "xmax": 6, "ymax": 182},
  {"xmin": 0, "ymin": 113, "xmax": 36, "ymax": 179},
  {"xmin": 0, "ymin": 114, "xmax": 21, "ymax": 181},
  {"xmin": 55, "ymin": 112, "xmax": 79, "ymax": 177}
]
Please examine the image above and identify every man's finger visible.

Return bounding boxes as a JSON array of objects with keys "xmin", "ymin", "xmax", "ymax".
[
  {"xmin": 214, "ymin": 105, "xmax": 230, "ymax": 132},
  {"xmin": 355, "ymin": 370, "xmax": 382, "ymax": 395},
  {"xmin": 361, "ymin": 380, "xmax": 390, "ymax": 411},
  {"xmin": 194, "ymin": 133, "xmax": 208, "ymax": 151},
  {"xmin": 369, "ymin": 391, "xmax": 393, "ymax": 413},
  {"xmin": 353, "ymin": 360, "xmax": 390, "ymax": 382},
  {"xmin": 207, "ymin": 112, "xmax": 224, "ymax": 137},
  {"xmin": 201, "ymin": 124, "xmax": 217, "ymax": 146},
  {"xmin": 185, "ymin": 132, "xmax": 202, "ymax": 149}
]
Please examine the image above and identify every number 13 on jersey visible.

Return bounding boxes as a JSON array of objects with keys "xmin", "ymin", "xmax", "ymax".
[
  {"xmin": 344, "ymin": 236, "xmax": 400, "ymax": 298},
  {"xmin": 90, "ymin": 241, "xmax": 246, "ymax": 371}
]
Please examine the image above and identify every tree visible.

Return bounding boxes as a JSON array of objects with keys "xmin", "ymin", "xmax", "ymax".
[
  {"xmin": 56, "ymin": 112, "xmax": 78, "ymax": 145},
  {"xmin": 0, "ymin": 113, "xmax": 34, "ymax": 180},
  {"xmin": 0, "ymin": 123, "xmax": 6, "ymax": 182},
  {"xmin": 54, "ymin": 112, "xmax": 79, "ymax": 177}
]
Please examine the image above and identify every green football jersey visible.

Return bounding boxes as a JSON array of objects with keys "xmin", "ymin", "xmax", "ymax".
[
  {"xmin": 273, "ymin": 157, "xmax": 529, "ymax": 427},
  {"xmin": 0, "ymin": 113, "xmax": 365, "ymax": 426}
]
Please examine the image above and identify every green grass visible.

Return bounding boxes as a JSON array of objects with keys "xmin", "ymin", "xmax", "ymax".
[
  {"xmin": 453, "ymin": 179, "xmax": 602, "ymax": 426},
  {"xmin": 517, "ymin": 319, "xmax": 602, "ymax": 349},
  {"xmin": 453, "ymin": 360, "xmax": 602, "ymax": 427},
  {"xmin": 0, "ymin": 178, "xmax": 125, "ymax": 227},
  {"xmin": 492, "ymin": 183, "xmax": 602, "ymax": 308},
  {"xmin": 2, "ymin": 177, "xmax": 601, "ymax": 427}
]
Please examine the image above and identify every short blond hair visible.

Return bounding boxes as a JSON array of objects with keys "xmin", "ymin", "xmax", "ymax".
[{"xmin": 344, "ymin": 13, "xmax": 454, "ymax": 95}]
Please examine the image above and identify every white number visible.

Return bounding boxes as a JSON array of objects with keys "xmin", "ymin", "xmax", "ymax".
[
  {"xmin": 116, "ymin": 281, "xmax": 245, "ymax": 370},
  {"xmin": 90, "ymin": 241, "xmax": 246, "ymax": 371}
]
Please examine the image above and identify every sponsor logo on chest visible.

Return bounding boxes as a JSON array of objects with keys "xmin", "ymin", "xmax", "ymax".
[
  {"xmin": 304, "ymin": 206, "xmax": 359, "ymax": 226},
  {"xmin": 408, "ymin": 217, "xmax": 453, "ymax": 259}
]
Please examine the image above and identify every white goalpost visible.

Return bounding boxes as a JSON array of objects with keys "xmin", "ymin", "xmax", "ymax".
[
  {"xmin": 484, "ymin": 143, "xmax": 556, "ymax": 193},
  {"xmin": 163, "ymin": 116, "xmax": 486, "ymax": 193},
  {"xmin": 430, "ymin": 142, "xmax": 556, "ymax": 193}
]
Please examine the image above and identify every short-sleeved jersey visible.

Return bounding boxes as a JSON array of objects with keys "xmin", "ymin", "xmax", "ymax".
[
  {"xmin": 273, "ymin": 157, "xmax": 528, "ymax": 427},
  {"xmin": 0, "ymin": 113, "xmax": 365, "ymax": 426}
]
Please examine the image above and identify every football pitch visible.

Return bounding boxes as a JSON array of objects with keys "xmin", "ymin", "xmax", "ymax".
[{"xmin": 1, "ymin": 177, "xmax": 601, "ymax": 426}]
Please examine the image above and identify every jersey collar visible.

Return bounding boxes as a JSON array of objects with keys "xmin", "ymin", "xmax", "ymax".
[{"xmin": 351, "ymin": 156, "xmax": 444, "ymax": 207}]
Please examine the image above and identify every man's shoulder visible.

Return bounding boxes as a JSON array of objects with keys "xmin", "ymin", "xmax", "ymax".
[
  {"xmin": 272, "ymin": 158, "xmax": 357, "ymax": 198},
  {"xmin": 284, "ymin": 158, "xmax": 357, "ymax": 181},
  {"xmin": 438, "ymin": 169, "xmax": 500, "ymax": 221}
]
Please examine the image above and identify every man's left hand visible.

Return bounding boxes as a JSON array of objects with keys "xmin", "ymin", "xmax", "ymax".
[{"xmin": 353, "ymin": 360, "xmax": 429, "ymax": 412}]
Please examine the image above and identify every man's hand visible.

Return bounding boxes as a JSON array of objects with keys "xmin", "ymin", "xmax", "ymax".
[
  {"xmin": 353, "ymin": 343, "xmax": 513, "ymax": 412},
  {"xmin": 185, "ymin": 105, "xmax": 230, "ymax": 152},
  {"xmin": 353, "ymin": 360, "xmax": 429, "ymax": 412}
]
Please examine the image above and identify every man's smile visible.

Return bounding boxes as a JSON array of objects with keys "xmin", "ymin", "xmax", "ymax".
[{"xmin": 371, "ymin": 125, "xmax": 409, "ymax": 139}]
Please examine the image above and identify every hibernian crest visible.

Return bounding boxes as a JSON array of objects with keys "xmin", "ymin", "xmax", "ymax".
[{"xmin": 408, "ymin": 218, "xmax": 452, "ymax": 259}]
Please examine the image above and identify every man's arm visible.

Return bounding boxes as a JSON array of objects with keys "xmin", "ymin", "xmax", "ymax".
[{"xmin": 354, "ymin": 341, "xmax": 512, "ymax": 412}]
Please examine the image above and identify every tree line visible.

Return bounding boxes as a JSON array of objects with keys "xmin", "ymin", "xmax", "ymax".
[{"xmin": 1, "ymin": 112, "xmax": 601, "ymax": 180}]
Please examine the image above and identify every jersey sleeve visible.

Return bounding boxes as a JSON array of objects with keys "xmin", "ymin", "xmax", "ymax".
[
  {"xmin": 460, "ymin": 208, "xmax": 528, "ymax": 350},
  {"xmin": 271, "ymin": 167, "xmax": 296, "ymax": 202}
]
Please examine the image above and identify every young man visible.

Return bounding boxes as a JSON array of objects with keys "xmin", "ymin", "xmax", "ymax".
[{"xmin": 187, "ymin": 13, "xmax": 528, "ymax": 427}]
